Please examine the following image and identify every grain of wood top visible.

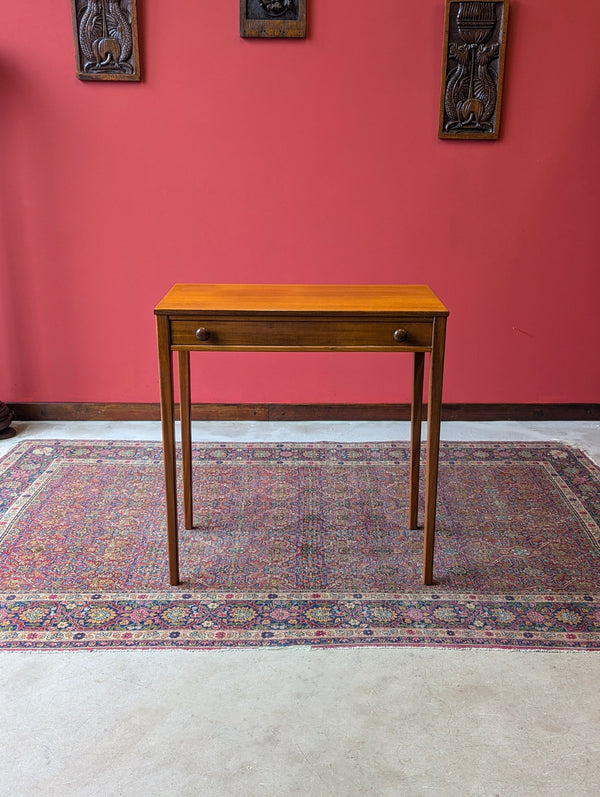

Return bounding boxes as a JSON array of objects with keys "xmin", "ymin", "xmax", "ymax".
[{"xmin": 155, "ymin": 284, "xmax": 449, "ymax": 316}]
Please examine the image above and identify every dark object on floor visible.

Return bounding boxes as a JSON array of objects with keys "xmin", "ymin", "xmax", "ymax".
[{"xmin": 0, "ymin": 402, "xmax": 15, "ymax": 439}]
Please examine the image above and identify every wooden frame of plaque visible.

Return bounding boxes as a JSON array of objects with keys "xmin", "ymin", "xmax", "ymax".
[{"xmin": 240, "ymin": 0, "xmax": 307, "ymax": 39}]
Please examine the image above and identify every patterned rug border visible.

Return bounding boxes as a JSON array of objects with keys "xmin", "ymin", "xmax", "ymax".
[{"xmin": 1, "ymin": 439, "xmax": 599, "ymax": 651}]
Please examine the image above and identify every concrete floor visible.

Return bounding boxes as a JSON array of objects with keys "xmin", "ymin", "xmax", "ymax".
[{"xmin": 1, "ymin": 420, "xmax": 599, "ymax": 797}]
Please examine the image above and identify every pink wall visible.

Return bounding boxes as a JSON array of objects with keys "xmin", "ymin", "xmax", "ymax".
[{"xmin": 1, "ymin": 2, "xmax": 599, "ymax": 405}]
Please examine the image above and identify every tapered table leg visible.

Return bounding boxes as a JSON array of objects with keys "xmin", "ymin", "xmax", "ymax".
[
  {"xmin": 179, "ymin": 350, "xmax": 193, "ymax": 530},
  {"xmin": 409, "ymin": 352, "xmax": 425, "ymax": 530},
  {"xmin": 423, "ymin": 316, "xmax": 447, "ymax": 585},
  {"xmin": 157, "ymin": 315, "xmax": 180, "ymax": 586}
]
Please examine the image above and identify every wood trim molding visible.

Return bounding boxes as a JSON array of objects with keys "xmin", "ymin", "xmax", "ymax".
[{"xmin": 8, "ymin": 402, "xmax": 600, "ymax": 422}]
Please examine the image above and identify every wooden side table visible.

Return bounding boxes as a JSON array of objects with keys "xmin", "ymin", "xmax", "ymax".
[{"xmin": 155, "ymin": 284, "xmax": 448, "ymax": 586}]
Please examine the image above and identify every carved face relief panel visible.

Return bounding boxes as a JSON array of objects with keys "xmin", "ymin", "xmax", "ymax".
[{"xmin": 248, "ymin": 0, "xmax": 298, "ymax": 20}]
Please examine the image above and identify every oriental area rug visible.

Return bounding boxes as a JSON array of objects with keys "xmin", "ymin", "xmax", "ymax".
[{"xmin": 0, "ymin": 440, "xmax": 599, "ymax": 651}]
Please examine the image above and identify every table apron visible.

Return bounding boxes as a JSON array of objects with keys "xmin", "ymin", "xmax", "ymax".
[{"xmin": 169, "ymin": 317, "xmax": 435, "ymax": 351}]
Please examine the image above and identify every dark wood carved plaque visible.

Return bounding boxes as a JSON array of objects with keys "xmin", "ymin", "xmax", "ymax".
[
  {"xmin": 240, "ymin": 0, "xmax": 307, "ymax": 38},
  {"xmin": 439, "ymin": 1, "xmax": 509, "ymax": 139},
  {"xmin": 71, "ymin": 0, "xmax": 141, "ymax": 81}
]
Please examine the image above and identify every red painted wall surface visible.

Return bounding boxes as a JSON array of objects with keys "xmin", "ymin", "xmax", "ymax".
[{"xmin": 1, "ymin": 2, "xmax": 599, "ymax": 405}]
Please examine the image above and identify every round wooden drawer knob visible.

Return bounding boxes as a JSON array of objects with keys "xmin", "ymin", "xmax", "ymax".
[
  {"xmin": 393, "ymin": 328, "xmax": 408, "ymax": 343},
  {"xmin": 195, "ymin": 327, "xmax": 211, "ymax": 341}
]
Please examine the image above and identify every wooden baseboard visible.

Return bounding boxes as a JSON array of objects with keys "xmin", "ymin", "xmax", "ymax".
[{"xmin": 8, "ymin": 402, "xmax": 600, "ymax": 422}]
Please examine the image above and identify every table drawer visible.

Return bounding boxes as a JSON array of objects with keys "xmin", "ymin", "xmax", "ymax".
[{"xmin": 170, "ymin": 318, "xmax": 433, "ymax": 350}]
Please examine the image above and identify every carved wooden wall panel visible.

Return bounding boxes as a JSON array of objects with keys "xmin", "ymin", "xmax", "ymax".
[
  {"xmin": 71, "ymin": 0, "xmax": 141, "ymax": 81},
  {"xmin": 240, "ymin": 0, "xmax": 307, "ymax": 38},
  {"xmin": 439, "ymin": 1, "xmax": 509, "ymax": 139}
]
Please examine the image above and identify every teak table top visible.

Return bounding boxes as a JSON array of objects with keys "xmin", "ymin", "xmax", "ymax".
[{"xmin": 154, "ymin": 284, "xmax": 449, "ymax": 317}]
